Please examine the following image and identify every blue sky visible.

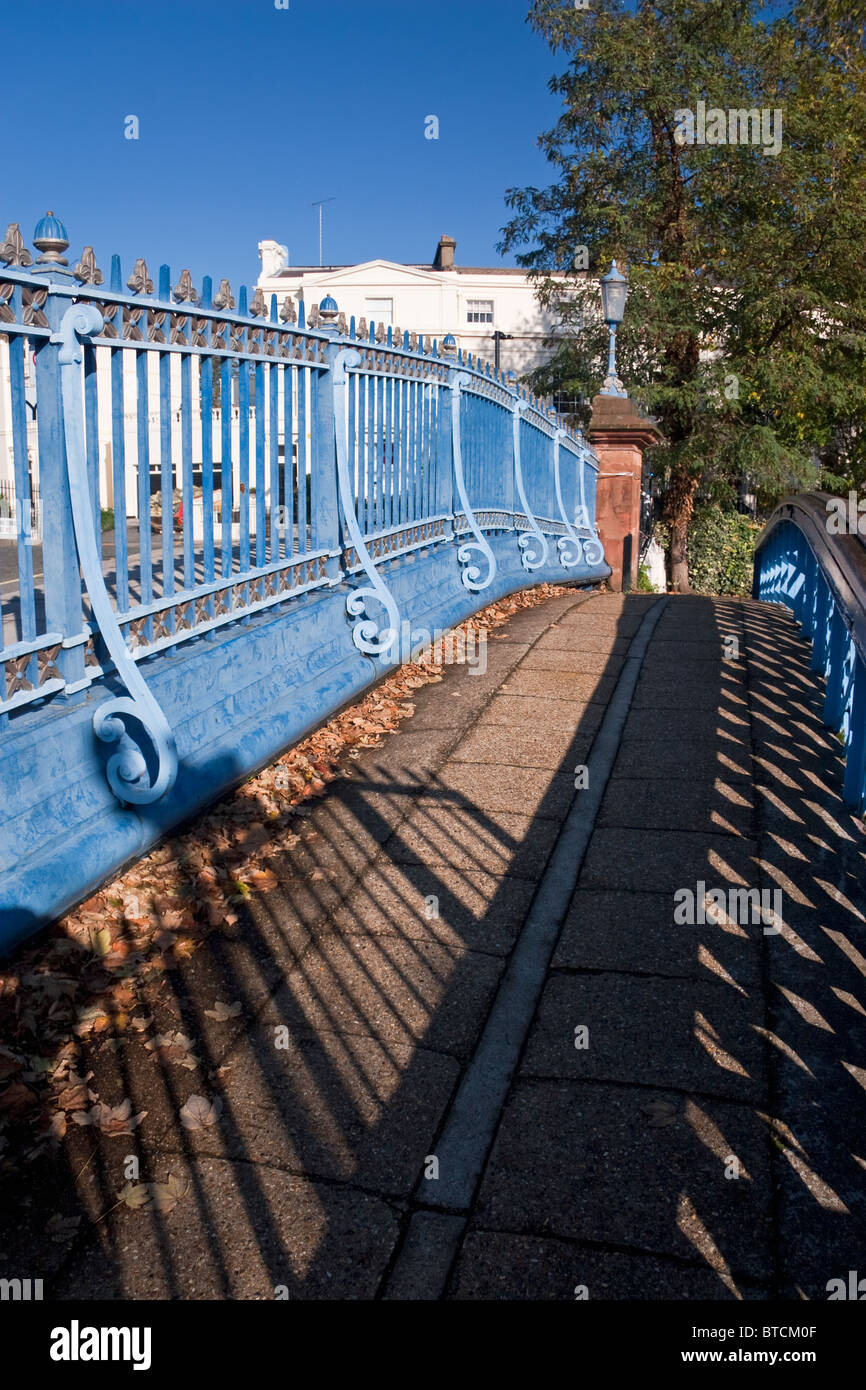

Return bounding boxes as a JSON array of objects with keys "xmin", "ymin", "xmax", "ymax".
[
  {"xmin": 2, "ymin": 0, "xmax": 568, "ymax": 293},
  {"xmin": 2, "ymin": 0, "xmax": 795, "ymax": 295}
]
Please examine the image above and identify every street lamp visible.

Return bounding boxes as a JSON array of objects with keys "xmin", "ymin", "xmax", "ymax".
[
  {"xmin": 492, "ymin": 329, "xmax": 512, "ymax": 371},
  {"xmin": 599, "ymin": 259, "xmax": 628, "ymax": 397}
]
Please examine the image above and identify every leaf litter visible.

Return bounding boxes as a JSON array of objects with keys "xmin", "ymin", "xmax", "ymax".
[{"xmin": 0, "ymin": 583, "xmax": 572, "ymax": 1178}]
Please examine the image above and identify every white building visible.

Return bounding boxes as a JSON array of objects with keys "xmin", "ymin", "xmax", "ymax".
[{"xmin": 257, "ymin": 234, "xmax": 573, "ymax": 381}]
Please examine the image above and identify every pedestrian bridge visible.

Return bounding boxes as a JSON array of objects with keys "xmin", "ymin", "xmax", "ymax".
[{"xmin": 1, "ymin": 226, "xmax": 866, "ymax": 1300}]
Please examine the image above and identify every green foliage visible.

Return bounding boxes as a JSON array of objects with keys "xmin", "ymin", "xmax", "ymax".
[
  {"xmin": 100, "ymin": 508, "xmax": 115, "ymax": 532},
  {"xmin": 687, "ymin": 504, "xmax": 761, "ymax": 595},
  {"xmin": 636, "ymin": 563, "xmax": 655, "ymax": 592},
  {"xmin": 502, "ymin": 0, "xmax": 866, "ymax": 582}
]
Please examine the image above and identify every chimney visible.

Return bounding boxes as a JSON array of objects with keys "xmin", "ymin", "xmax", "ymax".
[{"xmin": 433, "ymin": 234, "xmax": 457, "ymax": 271}]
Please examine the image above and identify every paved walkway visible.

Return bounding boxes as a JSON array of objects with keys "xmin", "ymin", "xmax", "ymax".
[{"xmin": 5, "ymin": 590, "xmax": 866, "ymax": 1300}]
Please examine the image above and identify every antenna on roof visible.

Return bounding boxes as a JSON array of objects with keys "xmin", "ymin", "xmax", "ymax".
[{"xmin": 311, "ymin": 197, "xmax": 337, "ymax": 267}]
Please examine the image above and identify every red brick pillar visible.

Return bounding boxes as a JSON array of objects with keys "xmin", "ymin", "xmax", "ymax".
[{"xmin": 589, "ymin": 394, "xmax": 663, "ymax": 592}]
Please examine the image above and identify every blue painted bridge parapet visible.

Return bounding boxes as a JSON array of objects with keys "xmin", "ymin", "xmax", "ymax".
[
  {"xmin": 753, "ymin": 491, "xmax": 866, "ymax": 814},
  {"xmin": 0, "ymin": 223, "xmax": 609, "ymax": 948}
]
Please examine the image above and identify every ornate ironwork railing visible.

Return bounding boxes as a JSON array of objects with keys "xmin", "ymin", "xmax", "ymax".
[
  {"xmin": 754, "ymin": 492, "xmax": 866, "ymax": 812},
  {"xmin": 0, "ymin": 218, "xmax": 607, "ymax": 812}
]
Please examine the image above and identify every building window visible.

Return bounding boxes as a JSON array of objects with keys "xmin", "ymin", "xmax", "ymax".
[
  {"xmin": 365, "ymin": 298, "xmax": 393, "ymax": 324},
  {"xmin": 466, "ymin": 299, "xmax": 494, "ymax": 324}
]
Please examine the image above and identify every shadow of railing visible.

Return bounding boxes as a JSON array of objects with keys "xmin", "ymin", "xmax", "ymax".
[{"xmin": 1, "ymin": 591, "xmax": 865, "ymax": 1300}]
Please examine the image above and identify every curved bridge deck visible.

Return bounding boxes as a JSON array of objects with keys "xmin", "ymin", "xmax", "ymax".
[{"xmin": 2, "ymin": 589, "xmax": 865, "ymax": 1301}]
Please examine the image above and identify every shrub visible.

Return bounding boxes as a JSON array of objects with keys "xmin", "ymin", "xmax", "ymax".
[{"xmin": 687, "ymin": 503, "xmax": 761, "ymax": 596}]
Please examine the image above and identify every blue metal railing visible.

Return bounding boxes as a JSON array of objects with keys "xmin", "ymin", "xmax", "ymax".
[
  {"xmin": 753, "ymin": 493, "xmax": 866, "ymax": 812},
  {"xmin": 0, "ymin": 227, "xmax": 607, "ymax": 803}
]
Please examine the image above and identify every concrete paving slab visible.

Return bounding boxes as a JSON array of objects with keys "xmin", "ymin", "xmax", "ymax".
[
  {"xmin": 325, "ymin": 859, "xmax": 537, "ymax": 956},
  {"xmin": 553, "ymin": 889, "xmax": 762, "ymax": 986},
  {"xmin": 535, "ymin": 628, "xmax": 632, "ymax": 655},
  {"xmin": 449, "ymin": 723, "xmax": 594, "ymax": 771},
  {"xmin": 53, "ymin": 1155, "xmax": 401, "ymax": 1299},
  {"xmin": 258, "ymin": 933, "xmax": 504, "ymax": 1060},
  {"xmin": 387, "ymin": 802, "xmax": 564, "ymax": 878},
  {"xmin": 597, "ymin": 776, "xmax": 755, "ymax": 836},
  {"xmin": 521, "ymin": 972, "xmax": 767, "ymax": 1100},
  {"xmin": 579, "ymin": 827, "xmax": 760, "ymax": 893},
  {"xmin": 157, "ymin": 1026, "xmax": 461, "ymax": 1198},
  {"xmin": 422, "ymin": 762, "xmax": 576, "ymax": 819},
  {"xmin": 452, "ymin": 1231, "xmax": 771, "ymax": 1300},
  {"xmin": 474, "ymin": 694, "xmax": 606, "ymax": 734},
  {"xmin": 474, "ymin": 1080, "xmax": 773, "ymax": 1281},
  {"xmin": 501, "ymin": 669, "xmax": 620, "ymax": 703},
  {"xmin": 518, "ymin": 649, "xmax": 627, "ymax": 676}
]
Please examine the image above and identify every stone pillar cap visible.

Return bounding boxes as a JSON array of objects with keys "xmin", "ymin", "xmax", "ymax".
[{"xmin": 589, "ymin": 393, "xmax": 665, "ymax": 447}]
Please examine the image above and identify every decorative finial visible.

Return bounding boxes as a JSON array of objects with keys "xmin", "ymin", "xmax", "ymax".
[
  {"xmin": 0, "ymin": 223, "xmax": 32, "ymax": 268},
  {"xmin": 32, "ymin": 211, "xmax": 70, "ymax": 267},
  {"xmin": 73, "ymin": 247, "xmax": 104, "ymax": 286},
  {"xmin": 249, "ymin": 287, "xmax": 267, "ymax": 317},
  {"xmin": 279, "ymin": 294, "xmax": 297, "ymax": 325},
  {"xmin": 127, "ymin": 258, "xmax": 154, "ymax": 295},
  {"xmin": 317, "ymin": 295, "xmax": 339, "ymax": 328},
  {"xmin": 172, "ymin": 268, "xmax": 199, "ymax": 304},
  {"xmin": 212, "ymin": 278, "xmax": 235, "ymax": 311}
]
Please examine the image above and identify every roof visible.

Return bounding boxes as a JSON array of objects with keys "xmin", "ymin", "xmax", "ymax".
[{"xmin": 262, "ymin": 262, "xmax": 559, "ymax": 278}]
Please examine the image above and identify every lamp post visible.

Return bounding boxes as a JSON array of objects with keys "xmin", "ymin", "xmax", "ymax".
[
  {"xmin": 492, "ymin": 329, "xmax": 512, "ymax": 372},
  {"xmin": 599, "ymin": 260, "xmax": 628, "ymax": 397}
]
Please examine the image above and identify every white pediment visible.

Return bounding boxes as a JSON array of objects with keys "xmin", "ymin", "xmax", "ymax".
[{"xmin": 311, "ymin": 259, "xmax": 443, "ymax": 287}]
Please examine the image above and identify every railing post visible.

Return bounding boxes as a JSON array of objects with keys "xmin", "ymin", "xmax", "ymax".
[
  {"xmin": 36, "ymin": 288, "xmax": 86, "ymax": 695},
  {"xmin": 843, "ymin": 656, "xmax": 866, "ymax": 812},
  {"xmin": 811, "ymin": 571, "xmax": 832, "ymax": 674},
  {"xmin": 800, "ymin": 545, "xmax": 817, "ymax": 639},
  {"xmin": 823, "ymin": 607, "xmax": 848, "ymax": 729},
  {"xmin": 315, "ymin": 335, "xmax": 342, "ymax": 582}
]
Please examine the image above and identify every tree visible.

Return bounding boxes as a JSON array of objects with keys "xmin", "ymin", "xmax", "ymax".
[{"xmin": 501, "ymin": 0, "xmax": 866, "ymax": 589}]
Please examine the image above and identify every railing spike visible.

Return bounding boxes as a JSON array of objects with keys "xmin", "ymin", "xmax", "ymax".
[
  {"xmin": 173, "ymin": 268, "xmax": 198, "ymax": 304},
  {"xmin": 127, "ymin": 258, "xmax": 154, "ymax": 295},
  {"xmin": 0, "ymin": 222, "xmax": 32, "ymax": 267},
  {"xmin": 212, "ymin": 278, "xmax": 235, "ymax": 311},
  {"xmin": 73, "ymin": 247, "xmax": 104, "ymax": 286},
  {"xmin": 110, "ymin": 254, "xmax": 122, "ymax": 292}
]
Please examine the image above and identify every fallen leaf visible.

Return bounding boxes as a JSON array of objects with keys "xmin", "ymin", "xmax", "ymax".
[
  {"xmin": 56, "ymin": 1083, "xmax": 95, "ymax": 1112},
  {"xmin": 144, "ymin": 1032, "xmax": 198, "ymax": 1069},
  {"xmin": 72, "ymin": 1100, "xmax": 147, "ymax": 1136},
  {"xmin": 204, "ymin": 1000, "xmax": 242, "ymax": 1022},
  {"xmin": 148, "ymin": 1173, "xmax": 188, "ymax": 1213},
  {"xmin": 180, "ymin": 1094, "xmax": 222, "ymax": 1131},
  {"xmin": 246, "ymin": 868, "xmax": 278, "ymax": 892},
  {"xmin": 117, "ymin": 1181, "xmax": 151, "ymax": 1210}
]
